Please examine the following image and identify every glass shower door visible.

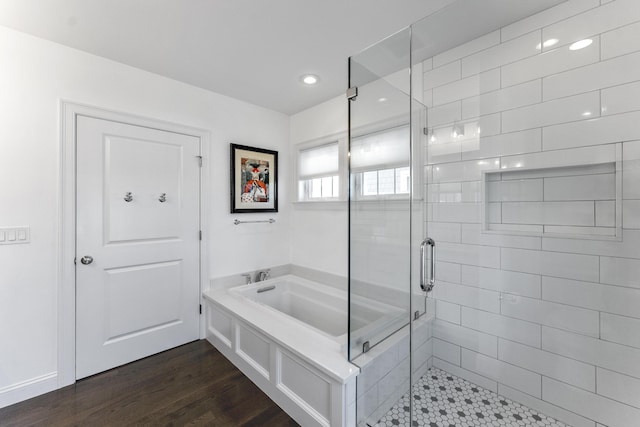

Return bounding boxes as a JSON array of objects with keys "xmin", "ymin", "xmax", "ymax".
[{"xmin": 348, "ymin": 27, "xmax": 430, "ymax": 426}]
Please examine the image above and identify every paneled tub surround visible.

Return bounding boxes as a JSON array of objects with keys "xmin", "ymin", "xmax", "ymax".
[
  {"xmin": 423, "ymin": 0, "xmax": 640, "ymax": 426},
  {"xmin": 203, "ymin": 276, "xmax": 360, "ymax": 427}
]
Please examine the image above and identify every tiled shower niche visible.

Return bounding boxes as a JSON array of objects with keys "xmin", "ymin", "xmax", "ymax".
[{"xmin": 482, "ymin": 143, "xmax": 622, "ymax": 240}]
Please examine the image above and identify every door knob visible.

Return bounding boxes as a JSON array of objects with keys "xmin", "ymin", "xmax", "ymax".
[{"xmin": 80, "ymin": 256, "xmax": 94, "ymax": 265}]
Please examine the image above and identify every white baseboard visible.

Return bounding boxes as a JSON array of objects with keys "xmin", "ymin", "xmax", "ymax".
[{"xmin": 0, "ymin": 372, "xmax": 58, "ymax": 409}]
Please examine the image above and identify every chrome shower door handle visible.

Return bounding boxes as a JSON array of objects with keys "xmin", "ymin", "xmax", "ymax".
[
  {"xmin": 428, "ymin": 238, "xmax": 436, "ymax": 291},
  {"xmin": 420, "ymin": 238, "xmax": 436, "ymax": 292},
  {"xmin": 420, "ymin": 239, "xmax": 427, "ymax": 291}
]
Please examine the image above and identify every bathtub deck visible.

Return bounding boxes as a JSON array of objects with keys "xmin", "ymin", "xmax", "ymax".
[{"xmin": 0, "ymin": 340, "xmax": 298, "ymax": 427}]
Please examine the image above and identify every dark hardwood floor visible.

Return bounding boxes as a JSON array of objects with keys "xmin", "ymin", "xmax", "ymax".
[{"xmin": 0, "ymin": 340, "xmax": 299, "ymax": 427}]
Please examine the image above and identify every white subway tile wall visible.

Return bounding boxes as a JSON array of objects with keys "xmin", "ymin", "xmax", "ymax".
[
  {"xmin": 462, "ymin": 80, "xmax": 542, "ymax": 120},
  {"xmin": 424, "ymin": 2, "xmax": 640, "ymax": 426},
  {"xmin": 497, "ymin": 383, "xmax": 597, "ymax": 427},
  {"xmin": 501, "ymin": 36, "xmax": 601, "ymax": 88},
  {"xmin": 355, "ymin": 319, "xmax": 432, "ymax": 424}
]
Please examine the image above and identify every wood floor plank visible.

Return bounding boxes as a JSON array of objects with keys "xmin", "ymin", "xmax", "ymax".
[{"xmin": 0, "ymin": 340, "xmax": 299, "ymax": 426}]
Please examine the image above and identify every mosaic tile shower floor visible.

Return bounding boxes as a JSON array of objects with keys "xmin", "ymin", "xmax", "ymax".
[{"xmin": 376, "ymin": 367, "xmax": 567, "ymax": 427}]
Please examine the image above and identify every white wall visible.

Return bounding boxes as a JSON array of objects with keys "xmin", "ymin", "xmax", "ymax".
[
  {"xmin": 0, "ymin": 25, "xmax": 290, "ymax": 407},
  {"xmin": 290, "ymin": 97, "xmax": 349, "ymax": 278}
]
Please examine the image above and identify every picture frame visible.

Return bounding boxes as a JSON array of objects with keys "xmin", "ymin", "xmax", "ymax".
[{"xmin": 230, "ymin": 143, "xmax": 278, "ymax": 213}]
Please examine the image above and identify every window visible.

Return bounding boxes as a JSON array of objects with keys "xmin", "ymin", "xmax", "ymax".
[
  {"xmin": 295, "ymin": 124, "xmax": 416, "ymax": 202},
  {"xmin": 351, "ymin": 125, "xmax": 411, "ymax": 198},
  {"xmin": 297, "ymin": 142, "xmax": 340, "ymax": 200},
  {"xmin": 360, "ymin": 166, "xmax": 410, "ymax": 196}
]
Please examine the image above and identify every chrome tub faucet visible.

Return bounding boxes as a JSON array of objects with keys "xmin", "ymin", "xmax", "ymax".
[{"xmin": 255, "ymin": 269, "xmax": 270, "ymax": 282}]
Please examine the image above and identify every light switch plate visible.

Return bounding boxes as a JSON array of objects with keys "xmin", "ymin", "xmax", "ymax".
[{"xmin": 0, "ymin": 226, "xmax": 30, "ymax": 245}]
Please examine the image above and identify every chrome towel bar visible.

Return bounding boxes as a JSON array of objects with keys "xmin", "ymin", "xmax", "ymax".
[{"xmin": 233, "ymin": 218, "xmax": 276, "ymax": 225}]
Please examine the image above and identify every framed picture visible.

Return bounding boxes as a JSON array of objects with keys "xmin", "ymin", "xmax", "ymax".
[{"xmin": 230, "ymin": 143, "xmax": 278, "ymax": 213}]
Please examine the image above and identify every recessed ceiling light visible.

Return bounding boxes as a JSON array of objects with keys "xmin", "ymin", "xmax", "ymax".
[
  {"xmin": 569, "ymin": 39, "xmax": 593, "ymax": 51},
  {"xmin": 378, "ymin": 97, "xmax": 387, "ymax": 103},
  {"xmin": 301, "ymin": 74, "xmax": 319, "ymax": 85}
]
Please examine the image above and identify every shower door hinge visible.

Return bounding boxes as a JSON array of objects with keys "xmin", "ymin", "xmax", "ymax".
[
  {"xmin": 423, "ymin": 127, "xmax": 429, "ymax": 136},
  {"xmin": 346, "ymin": 86, "xmax": 358, "ymax": 101},
  {"xmin": 196, "ymin": 156, "xmax": 203, "ymax": 167},
  {"xmin": 362, "ymin": 341, "xmax": 370, "ymax": 353},
  {"xmin": 199, "ymin": 230, "xmax": 202, "ymax": 240}
]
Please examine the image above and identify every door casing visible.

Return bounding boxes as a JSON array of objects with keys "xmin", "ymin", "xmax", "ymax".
[{"xmin": 58, "ymin": 101, "xmax": 211, "ymax": 387}]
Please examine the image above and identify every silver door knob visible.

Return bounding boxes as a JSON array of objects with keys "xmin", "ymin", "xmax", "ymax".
[{"xmin": 80, "ymin": 256, "xmax": 94, "ymax": 265}]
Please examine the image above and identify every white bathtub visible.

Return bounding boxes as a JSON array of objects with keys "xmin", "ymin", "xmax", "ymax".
[
  {"xmin": 203, "ymin": 274, "xmax": 427, "ymax": 427},
  {"xmin": 231, "ymin": 276, "xmax": 406, "ymax": 352},
  {"xmin": 204, "ymin": 275, "xmax": 359, "ymax": 427}
]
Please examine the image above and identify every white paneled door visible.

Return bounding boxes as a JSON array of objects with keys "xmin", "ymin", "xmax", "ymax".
[{"xmin": 75, "ymin": 116, "xmax": 201, "ymax": 379}]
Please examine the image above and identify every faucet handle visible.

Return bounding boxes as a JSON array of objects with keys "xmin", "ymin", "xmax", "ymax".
[
  {"xmin": 255, "ymin": 269, "xmax": 271, "ymax": 282},
  {"xmin": 241, "ymin": 273, "xmax": 252, "ymax": 284}
]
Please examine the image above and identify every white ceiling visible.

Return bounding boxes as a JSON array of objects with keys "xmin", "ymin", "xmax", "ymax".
[{"xmin": 0, "ymin": 0, "xmax": 564, "ymax": 115}]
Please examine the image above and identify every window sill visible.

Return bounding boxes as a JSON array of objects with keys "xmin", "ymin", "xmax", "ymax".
[
  {"xmin": 292, "ymin": 198, "xmax": 424, "ymax": 211},
  {"xmin": 292, "ymin": 200, "xmax": 347, "ymax": 210},
  {"xmin": 353, "ymin": 196, "xmax": 410, "ymax": 202}
]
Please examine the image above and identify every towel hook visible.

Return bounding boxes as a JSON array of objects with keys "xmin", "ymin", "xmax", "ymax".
[
  {"xmin": 159, "ymin": 193, "xmax": 167, "ymax": 203},
  {"xmin": 124, "ymin": 192, "xmax": 133, "ymax": 202}
]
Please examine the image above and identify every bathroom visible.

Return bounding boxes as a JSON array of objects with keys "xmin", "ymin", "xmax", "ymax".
[{"xmin": 2, "ymin": 0, "xmax": 640, "ymax": 426}]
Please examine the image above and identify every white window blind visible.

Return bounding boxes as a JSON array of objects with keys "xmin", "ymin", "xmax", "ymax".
[
  {"xmin": 350, "ymin": 126, "xmax": 410, "ymax": 170},
  {"xmin": 298, "ymin": 142, "xmax": 339, "ymax": 180}
]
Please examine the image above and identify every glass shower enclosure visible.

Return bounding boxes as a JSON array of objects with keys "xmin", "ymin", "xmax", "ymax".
[
  {"xmin": 348, "ymin": 0, "xmax": 640, "ymax": 426},
  {"xmin": 347, "ymin": 25, "xmax": 430, "ymax": 426}
]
